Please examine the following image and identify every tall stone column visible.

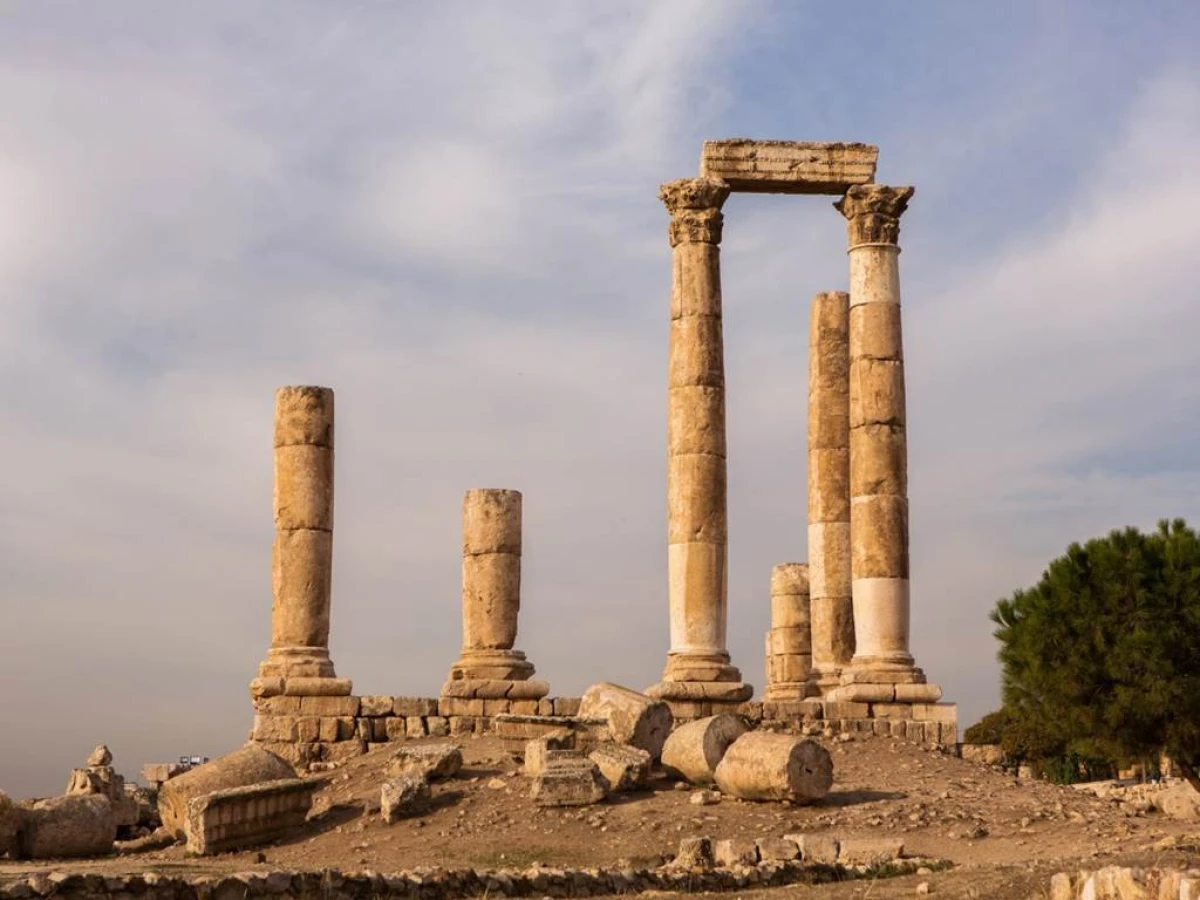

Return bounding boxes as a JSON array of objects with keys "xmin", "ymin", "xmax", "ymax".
[
  {"xmin": 807, "ymin": 291, "xmax": 855, "ymax": 692},
  {"xmin": 251, "ymin": 386, "xmax": 352, "ymax": 699},
  {"xmin": 443, "ymin": 489, "xmax": 548, "ymax": 700},
  {"xmin": 833, "ymin": 186, "xmax": 939, "ymax": 701},
  {"xmin": 649, "ymin": 177, "xmax": 751, "ymax": 706},
  {"xmin": 763, "ymin": 563, "xmax": 813, "ymax": 701}
]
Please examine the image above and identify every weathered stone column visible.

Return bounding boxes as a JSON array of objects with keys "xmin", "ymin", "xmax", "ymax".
[
  {"xmin": 251, "ymin": 386, "xmax": 351, "ymax": 699},
  {"xmin": 763, "ymin": 564, "xmax": 813, "ymax": 700},
  {"xmin": 649, "ymin": 177, "xmax": 751, "ymax": 706},
  {"xmin": 443, "ymin": 489, "xmax": 548, "ymax": 700},
  {"xmin": 807, "ymin": 291, "xmax": 854, "ymax": 692},
  {"xmin": 833, "ymin": 185, "xmax": 939, "ymax": 701}
]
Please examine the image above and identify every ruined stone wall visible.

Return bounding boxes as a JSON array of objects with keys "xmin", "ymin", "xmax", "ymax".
[{"xmin": 250, "ymin": 693, "xmax": 957, "ymax": 769}]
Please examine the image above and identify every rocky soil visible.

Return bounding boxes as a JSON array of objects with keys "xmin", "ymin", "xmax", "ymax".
[{"xmin": 3, "ymin": 733, "xmax": 1200, "ymax": 898}]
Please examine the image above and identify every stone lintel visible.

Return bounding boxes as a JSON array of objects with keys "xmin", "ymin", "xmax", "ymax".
[
  {"xmin": 700, "ymin": 140, "xmax": 878, "ymax": 195},
  {"xmin": 440, "ymin": 678, "xmax": 549, "ymax": 700}
]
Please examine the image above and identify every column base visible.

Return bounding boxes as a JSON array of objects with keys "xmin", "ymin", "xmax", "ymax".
[
  {"xmin": 762, "ymin": 681, "xmax": 818, "ymax": 702},
  {"xmin": 828, "ymin": 665, "xmax": 943, "ymax": 703},
  {"xmin": 647, "ymin": 651, "xmax": 754, "ymax": 703},
  {"xmin": 446, "ymin": 648, "xmax": 538, "ymax": 682},
  {"xmin": 251, "ymin": 647, "xmax": 351, "ymax": 699},
  {"xmin": 440, "ymin": 678, "xmax": 549, "ymax": 700}
]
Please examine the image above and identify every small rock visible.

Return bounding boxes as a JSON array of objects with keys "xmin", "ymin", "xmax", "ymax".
[
  {"xmin": 487, "ymin": 778, "xmax": 507, "ymax": 790},
  {"xmin": 690, "ymin": 790, "xmax": 721, "ymax": 806},
  {"xmin": 916, "ymin": 882, "xmax": 931, "ymax": 895},
  {"xmin": 87, "ymin": 744, "xmax": 113, "ymax": 767},
  {"xmin": 390, "ymin": 744, "xmax": 463, "ymax": 781}
]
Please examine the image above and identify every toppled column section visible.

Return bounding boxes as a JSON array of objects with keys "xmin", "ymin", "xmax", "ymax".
[
  {"xmin": 714, "ymin": 731, "xmax": 833, "ymax": 803},
  {"xmin": 700, "ymin": 140, "xmax": 878, "ymax": 195},
  {"xmin": 443, "ymin": 489, "xmax": 548, "ymax": 700},
  {"xmin": 807, "ymin": 290, "xmax": 854, "ymax": 693},
  {"xmin": 660, "ymin": 713, "xmax": 748, "ymax": 784},
  {"xmin": 650, "ymin": 176, "xmax": 752, "ymax": 709},
  {"xmin": 833, "ymin": 186, "xmax": 940, "ymax": 703},
  {"xmin": 158, "ymin": 744, "xmax": 297, "ymax": 839},
  {"xmin": 579, "ymin": 682, "xmax": 673, "ymax": 761},
  {"xmin": 184, "ymin": 778, "xmax": 316, "ymax": 854},
  {"xmin": 251, "ymin": 386, "xmax": 351, "ymax": 700}
]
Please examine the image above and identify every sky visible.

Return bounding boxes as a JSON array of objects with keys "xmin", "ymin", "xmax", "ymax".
[{"xmin": 2, "ymin": 1, "xmax": 1199, "ymax": 798}]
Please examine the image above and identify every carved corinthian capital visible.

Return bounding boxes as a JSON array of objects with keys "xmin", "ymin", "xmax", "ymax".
[
  {"xmin": 659, "ymin": 177, "xmax": 730, "ymax": 247},
  {"xmin": 834, "ymin": 184, "xmax": 914, "ymax": 247}
]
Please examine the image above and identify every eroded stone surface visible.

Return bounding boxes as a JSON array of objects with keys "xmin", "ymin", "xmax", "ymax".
[
  {"xmin": 700, "ymin": 140, "xmax": 878, "ymax": 195},
  {"xmin": 714, "ymin": 732, "xmax": 833, "ymax": 804}
]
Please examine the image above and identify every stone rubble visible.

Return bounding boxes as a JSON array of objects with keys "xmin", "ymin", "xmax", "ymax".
[{"xmin": 381, "ymin": 773, "xmax": 432, "ymax": 824}]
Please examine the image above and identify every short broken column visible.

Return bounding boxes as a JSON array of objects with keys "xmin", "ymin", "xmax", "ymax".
[
  {"xmin": 443, "ymin": 489, "xmax": 548, "ymax": 700},
  {"xmin": 833, "ymin": 185, "xmax": 940, "ymax": 702},
  {"xmin": 251, "ymin": 386, "xmax": 351, "ymax": 700},
  {"xmin": 807, "ymin": 290, "xmax": 855, "ymax": 693},
  {"xmin": 649, "ymin": 176, "xmax": 751, "ymax": 708},
  {"xmin": 763, "ymin": 564, "xmax": 813, "ymax": 700}
]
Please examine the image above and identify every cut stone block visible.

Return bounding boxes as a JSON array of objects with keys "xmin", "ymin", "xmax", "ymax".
[
  {"xmin": 674, "ymin": 835, "xmax": 714, "ymax": 869},
  {"xmin": 588, "ymin": 743, "xmax": 651, "ymax": 792},
  {"xmin": 756, "ymin": 836, "xmax": 800, "ymax": 861},
  {"xmin": 183, "ymin": 778, "xmax": 316, "ymax": 855},
  {"xmin": 529, "ymin": 759, "xmax": 608, "ymax": 807},
  {"xmin": 786, "ymin": 832, "xmax": 839, "ymax": 865},
  {"xmin": 838, "ymin": 837, "xmax": 904, "ymax": 866},
  {"xmin": 158, "ymin": 744, "xmax": 295, "ymax": 838},
  {"xmin": 714, "ymin": 837, "xmax": 760, "ymax": 867},
  {"xmin": 16, "ymin": 794, "xmax": 116, "ymax": 859},
  {"xmin": 700, "ymin": 140, "xmax": 878, "ymax": 195}
]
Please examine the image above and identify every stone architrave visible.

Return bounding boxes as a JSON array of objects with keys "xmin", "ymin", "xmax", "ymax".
[
  {"xmin": 699, "ymin": 141, "xmax": 878, "ymax": 194},
  {"xmin": 807, "ymin": 291, "xmax": 854, "ymax": 692},
  {"xmin": 443, "ymin": 489, "xmax": 548, "ymax": 700},
  {"xmin": 833, "ymin": 186, "xmax": 940, "ymax": 702},
  {"xmin": 251, "ymin": 386, "xmax": 351, "ymax": 700},
  {"xmin": 763, "ymin": 563, "xmax": 813, "ymax": 700},
  {"xmin": 648, "ymin": 177, "xmax": 751, "ymax": 706}
]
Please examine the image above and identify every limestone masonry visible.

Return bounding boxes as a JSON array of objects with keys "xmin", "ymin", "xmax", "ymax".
[{"xmin": 242, "ymin": 136, "xmax": 954, "ymax": 767}]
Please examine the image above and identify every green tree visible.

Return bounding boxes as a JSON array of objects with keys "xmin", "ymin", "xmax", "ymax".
[{"xmin": 990, "ymin": 519, "xmax": 1200, "ymax": 792}]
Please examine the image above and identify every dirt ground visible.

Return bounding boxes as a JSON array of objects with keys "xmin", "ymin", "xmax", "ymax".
[{"xmin": 3, "ymin": 733, "xmax": 1199, "ymax": 899}]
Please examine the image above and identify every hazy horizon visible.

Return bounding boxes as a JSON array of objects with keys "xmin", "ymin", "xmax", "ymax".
[{"xmin": 2, "ymin": 1, "xmax": 1200, "ymax": 798}]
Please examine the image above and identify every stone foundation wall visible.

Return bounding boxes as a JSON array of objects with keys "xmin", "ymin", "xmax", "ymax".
[{"xmin": 250, "ymin": 694, "xmax": 956, "ymax": 768}]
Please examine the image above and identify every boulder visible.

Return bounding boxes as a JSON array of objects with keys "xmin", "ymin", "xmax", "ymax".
[
  {"xmin": 0, "ymin": 790, "xmax": 18, "ymax": 859},
  {"xmin": 88, "ymin": 744, "xmax": 113, "ymax": 767},
  {"xmin": 714, "ymin": 732, "xmax": 833, "ymax": 803},
  {"xmin": 157, "ymin": 744, "xmax": 295, "ymax": 838},
  {"xmin": 530, "ymin": 758, "xmax": 608, "ymax": 807},
  {"xmin": 588, "ymin": 744, "xmax": 651, "ymax": 792},
  {"xmin": 388, "ymin": 744, "xmax": 463, "ymax": 781},
  {"xmin": 381, "ymin": 774, "xmax": 432, "ymax": 824},
  {"xmin": 660, "ymin": 714, "xmax": 748, "ymax": 784},
  {"xmin": 1159, "ymin": 783, "xmax": 1200, "ymax": 821},
  {"xmin": 17, "ymin": 794, "xmax": 116, "ymax": 859},
  {"xmin": 577, "ymin": 682, "xmax": 672, "ymax": 760}
]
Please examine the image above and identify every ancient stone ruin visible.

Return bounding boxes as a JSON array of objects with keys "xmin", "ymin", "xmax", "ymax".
[{"xmin": 244, "ymin": 140, "xmax": 955, "ymax": 771}]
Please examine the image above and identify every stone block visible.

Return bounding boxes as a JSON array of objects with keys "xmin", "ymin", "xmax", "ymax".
[
  {"xmin": 553, "ymin": 697, "xmax": 582, "ymax": 717},
  {"xmin": 510, "ymin": 700, "xmax": 539, "ymax": 715},
  {"xmin": 317, "ymin": 717, "xmax": 340, "ymax": 743},
  {"xmin": 674, "ymin": 835, "xmax": 714, "ymax": 869},
  {"xmin": 821, "ymin": 700, "xmax": 870, "ymax": 719},
  {"xmin": 524, "ymin": 730, "xmax": 578, "ymax": 775},
  {"xmin": 183, "ymin": 778, "xmax": 316, "ymax": 855},
  {"xmin": 354, "ymin": 717, "xmax": 372, "ymax": 742},
  {"xmin": 298, "ymin": 695, "xmax": 359, "ymax": 717},
  {"xmin": 700, "ymin": 140, "xmax": 878, "ymax": 195},
  {"xmin": 394, "ymin": 697, "xmax": 439, "ymax": 716},
  {"xmin": 870, "ymin": 703, "xmax": 912, "ymax": 718},
  {"xmin": 537, "ymin": 699, "xmax": 554, "ymax": 716},
  {"xmin": 405, "ymin": 717, "xmax": 427, "ymax": 738},
  {"xmin": 17, "ymin": 795, "xmax": 116, "ymax": 859},
  {"xmin": 894, "ymin": 683, "xmax": 944, "ymax": 703},
  {"xmin": 912, "ymin": 702, "xmax": 958, "ymax": 723},
  {"xmin": 786, "ymin": 832, "xmax": 839, "ymax": 865},
  {"xmin": 280, "ymin": 675, "xmax": 354, "ymax": 697},
  {"xmin": 904, "ymin": 720, "xmax": 929, "ymax": 743},
  {"xmin": 295, "ymin": 716, "xmax": 320, "ymax": 744},
  {"xmin": 714, "ymin": 837, "xmax": 759, "ymax": 867},
  {"xmin": 252, "ymin": 715, "xmax": 298, "ymax": 743},
  {"xmin": 426, "ymin": 716, "xmax": 449, "ymax": 737},
  {"xmin": 589, "ymin": 743, "xmax": 652, "ymax": 792},
  {"xmin": 380, "ymin": 774, "xmax": 431, "ymax": 824},
  {"xmin": 325, "ymin": 741, "xmax": 366, "ymax": 764},
  {"xmin": 359, "ymin": 695, "xmax": 394, "ymax": 717},
  {"xmin": 830, "ymin": 683, "xmax": 895, "ymax": 703},
  {"xmin": 483, "ymin": 699, "xmax": 513, "ymax": 716},
  {"xmin": 448, "ymin": 716, "xmax": 476, "ymax": 736},
  {"xmin": 529, "ymin": 759, "xmax": 608, "ymax": 807},
  {"xmin": 370, "ymin": 718, "xmax": 389, "ymax": 743},
  {"xmin": 336, "ymin": 717, "xmax": 357, "ymax": 741},
  {"xmin": 756, "ymin": 837, "xmax": 800, "ymax": 861},
  {"xmin": 254, "ymin": 696, "xmax": 303, "ymax": 716},
  {"xmin": 938, "ymin": 722, "xmax": 958, "ymax": 746},
  {"xmin": 838, "ymin": 837, "xmax": 904, "ymax": 866},
  {"xmin": 579, "ymin": 683, "xmax": 673, "ymax": 760}
]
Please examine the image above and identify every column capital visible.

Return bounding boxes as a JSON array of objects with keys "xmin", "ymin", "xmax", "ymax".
[
  {"xmin": 659, "ymin": 177, "xmax": 730, "ymax": 246},
  {"xmin": 834, "ymin": 184, "xmax": 914, "ymax": 247}
]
